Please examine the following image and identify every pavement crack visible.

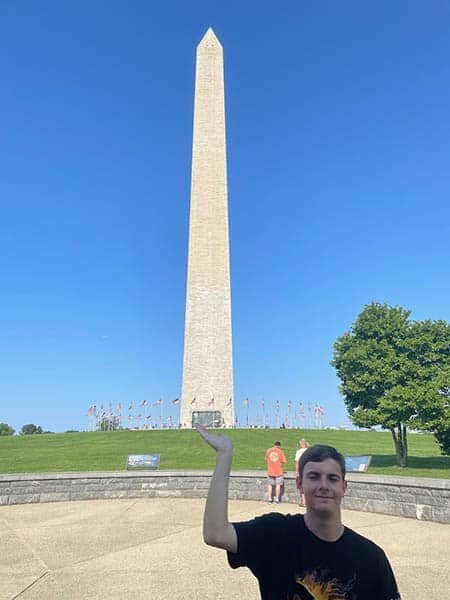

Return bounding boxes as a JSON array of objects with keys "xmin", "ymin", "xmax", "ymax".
[{"xmin": 11, "ymin": 571, "xmax": 49, "ymax": 599}]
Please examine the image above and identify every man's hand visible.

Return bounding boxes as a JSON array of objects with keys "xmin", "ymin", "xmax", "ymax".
[{"xmin": 195, "ymin": 423, "xmax": 233, "ymax": 455}]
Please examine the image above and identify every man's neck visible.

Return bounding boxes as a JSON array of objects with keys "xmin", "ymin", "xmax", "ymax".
[{"xmin": 303, "ymin": 510, "xmax": 344, "ymax": 542}]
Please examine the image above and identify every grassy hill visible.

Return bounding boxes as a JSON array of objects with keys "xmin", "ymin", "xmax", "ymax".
[{"xmin": 0, "ymin": 428, "xmax": 449, "ymax": 479}]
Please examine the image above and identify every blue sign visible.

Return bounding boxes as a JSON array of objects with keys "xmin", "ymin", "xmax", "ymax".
[
  {"xmin": 126, "ymin": 454, "xmax": 160, "ymax": 469},
  {"xmin": 345, "ymin": 455, "xmax": 371, "ymax": 473}
]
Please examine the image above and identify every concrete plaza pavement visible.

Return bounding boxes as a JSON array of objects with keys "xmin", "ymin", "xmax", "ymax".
[{"xmin": 1, "ymin": 497, "xmax": 449, "ymax": 599}]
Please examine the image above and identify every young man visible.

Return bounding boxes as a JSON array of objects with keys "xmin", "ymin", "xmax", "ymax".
[
  {"xmin": 265, "ymin": 441, "xmax": 286, "ymax": 503},
  {"xmin": 196, "ymin": 424, "xmax": 401, "ymax": 600}
]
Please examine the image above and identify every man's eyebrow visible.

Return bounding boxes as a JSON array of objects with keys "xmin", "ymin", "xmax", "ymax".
[{"xmin": 305, "ymin": 469, "xmax": 341, "ymax": 477}]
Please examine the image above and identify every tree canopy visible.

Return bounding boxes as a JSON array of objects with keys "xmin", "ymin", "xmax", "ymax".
[
  {"xmin": 0, "ymin": 422, "xmax": 15, "ymax": 436},
  {"xmin": 331, "ymin": 303, "xmax": 450, "ymax": 466},
  {"xmin": 20, "ymin": 423, "xmax": 43, "ymax": 435}
]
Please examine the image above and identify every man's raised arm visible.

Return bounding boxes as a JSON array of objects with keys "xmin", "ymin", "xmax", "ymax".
[{"xmin": 195, "ymin": 424, "xmax": 238, "ymax": 553}]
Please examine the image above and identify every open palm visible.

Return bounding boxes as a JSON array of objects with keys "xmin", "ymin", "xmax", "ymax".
[{"xmin": 195, "ymin": 424, "xmax": 233, "ymax": 454}]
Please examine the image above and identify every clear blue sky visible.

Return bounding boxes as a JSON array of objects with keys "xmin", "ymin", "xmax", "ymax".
[{"xmin": 1, "ymin": 1, "xmax": 449, "ymax": 433}]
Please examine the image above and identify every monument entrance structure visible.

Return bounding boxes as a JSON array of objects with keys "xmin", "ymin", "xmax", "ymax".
[{"xmin": 180, "ymin": 29, "xmax": 234, "ymax": 429}]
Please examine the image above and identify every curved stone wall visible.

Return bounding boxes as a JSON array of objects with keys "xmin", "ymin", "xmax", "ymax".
[{"xmin": 0, "ymin": 470, "xmax": 448, "ymax": 524}]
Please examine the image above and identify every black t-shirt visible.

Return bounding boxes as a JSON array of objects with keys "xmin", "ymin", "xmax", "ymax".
[{"xmin": 227, "ymin": 513, "xmax": 401, "ymax": 600}]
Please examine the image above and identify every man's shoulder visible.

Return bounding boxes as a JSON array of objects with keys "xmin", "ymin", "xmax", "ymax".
[
  {"xmin": 264, "ymin": 512, "xmax": 304, "ymax": 535},
  {"xmin": 238, "ymin": 512, "xmax": 303, "ymax": 529},
  {"xmin": 343, "ymin": 526, "xmax": 386, "ymax": 556},
  {"xmin": 233, "ymin": 512, "xmax": 304, "ymax": 548}
]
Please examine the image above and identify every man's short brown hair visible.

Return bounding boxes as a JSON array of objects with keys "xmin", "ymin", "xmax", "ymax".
[{"xmin": 298, "ymin": 444, "xmax": 346, "ymax": 480}]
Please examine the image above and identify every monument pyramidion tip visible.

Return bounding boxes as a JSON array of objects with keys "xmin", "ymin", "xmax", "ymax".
[{"xmin": 198, "ymin": 27, "xmax": 221, "ymax": 48}]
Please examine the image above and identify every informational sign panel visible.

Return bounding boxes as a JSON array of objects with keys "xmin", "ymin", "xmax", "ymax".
[
  {"xmin": 126, "ymin": 454, "xmax": 160, "ymax": 469},
  {"xmin": 345, "ymin": 455, "xmax": 371, "ymax": 473}
]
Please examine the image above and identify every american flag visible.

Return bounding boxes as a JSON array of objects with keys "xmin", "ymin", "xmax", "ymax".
[
  {"xmin": 226, "ymin": 398, "xmax": 232, "ymax": 407},
  {"xmin": 208, "ymin": 397, "xmax": 215, "ymax": 406},
  {"xmin": 190, "ymin": 397, "xmax": 196, "ymax": 405},
  {"xmin": 171, "ymin": 398, "xmax": 180, "ymax": 405},
  {"xmin": 153, "ymin": 399, "xmax": 163, "ymax": 406},
  {"xmin": 287, "ymin": 400, "xmax": 292, "ymax": 410},
  {"xmin": 140, "ymin": 400, "xmax": 148, "ymax": 407},
  {"xmin": 243, "ymin": 398, "xmax": 249, "ymax": 407}
]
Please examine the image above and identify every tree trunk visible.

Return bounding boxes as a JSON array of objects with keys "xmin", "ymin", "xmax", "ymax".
[
  {"xmin": 402, "ymin": 424, "xmax": 408, "ymax": 460},
  {"xmin": 391, "ymin": 424, "xmax": 408, "ymax": 467}
]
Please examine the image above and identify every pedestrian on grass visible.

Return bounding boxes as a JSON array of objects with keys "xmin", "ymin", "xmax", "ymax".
[{"xmin": 265, "ymin": 441, "xmax": 286, "ymax": 503}]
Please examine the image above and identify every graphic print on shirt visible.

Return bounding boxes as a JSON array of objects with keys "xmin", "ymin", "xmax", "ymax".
[{"xmin": 291, "ymin": 569, "xmax": 353, "ymax": 599}]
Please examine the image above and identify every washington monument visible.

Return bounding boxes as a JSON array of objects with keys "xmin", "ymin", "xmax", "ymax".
[{"xmin": 180, "ymin": 28, "xmax": 234, "ymax": 428}]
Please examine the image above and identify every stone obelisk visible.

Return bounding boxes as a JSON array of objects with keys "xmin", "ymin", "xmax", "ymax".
[{"xmin": 180, "ymin": 28, "xmax": 234, "ymax": 428}]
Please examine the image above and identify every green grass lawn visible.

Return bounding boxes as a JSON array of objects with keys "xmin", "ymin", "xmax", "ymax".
[{"xmin": 0, "ymin": 429, "xmax": 449, "ymax": 479}]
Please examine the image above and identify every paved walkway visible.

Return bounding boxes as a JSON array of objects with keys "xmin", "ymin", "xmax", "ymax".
[{"xmin": 1, "ymin": 497, "xmax": 449, "ymax": 599}]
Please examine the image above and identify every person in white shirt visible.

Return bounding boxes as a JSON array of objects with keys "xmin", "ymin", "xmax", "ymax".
[{"xmin": 295, "ymin": 438, "xmax": 310, "ymax": 506}]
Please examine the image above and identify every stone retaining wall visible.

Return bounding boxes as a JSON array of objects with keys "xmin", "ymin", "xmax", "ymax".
[{"xmin": 0, "ymin": 470, "xmax": 448, "ymax": 524}]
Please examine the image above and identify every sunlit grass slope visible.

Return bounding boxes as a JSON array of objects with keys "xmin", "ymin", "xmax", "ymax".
[{"xmin": 0, "ymin": 429, "xmax": 448, "ymax": 479}]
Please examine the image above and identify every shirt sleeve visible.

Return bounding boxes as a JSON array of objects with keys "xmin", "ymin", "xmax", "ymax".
[
  {"xmin": 227, "ymin": 513, "xmax": 286, "ymax": 572},
  {"xmin": 375, "ymin": 547, "xmax": 402, "ymax": 599}
]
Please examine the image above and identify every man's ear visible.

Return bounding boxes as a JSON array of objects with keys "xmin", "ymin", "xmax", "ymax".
[{"xmin": 343, "ymin": 479, "xmax": 348, "ymax": 494}]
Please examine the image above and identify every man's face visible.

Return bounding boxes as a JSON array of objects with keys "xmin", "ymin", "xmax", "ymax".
[{"xmin": 299, "ymin": 458, "xmax": 347, "ymax": 515}]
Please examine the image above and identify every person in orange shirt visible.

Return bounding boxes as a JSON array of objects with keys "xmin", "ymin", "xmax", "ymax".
[{"xmin": 265, "ymin": 441, "xmax": 286, "ymax": 503}]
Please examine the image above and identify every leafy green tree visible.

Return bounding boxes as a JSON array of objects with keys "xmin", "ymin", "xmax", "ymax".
[
  {"xmin": 434, "ymin": 421, "xmax": 450, "ymax": 456},
  {"xmin": 331, "ymin": 303, "xmax": 450, "ymax": 466},
  {"xmin": 20, "ymin": 423, "xmax": 43, "ymax": 435},
  {"xmin": 0, "ymin": 422, "xmax": 15, "ymax": 436}
]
